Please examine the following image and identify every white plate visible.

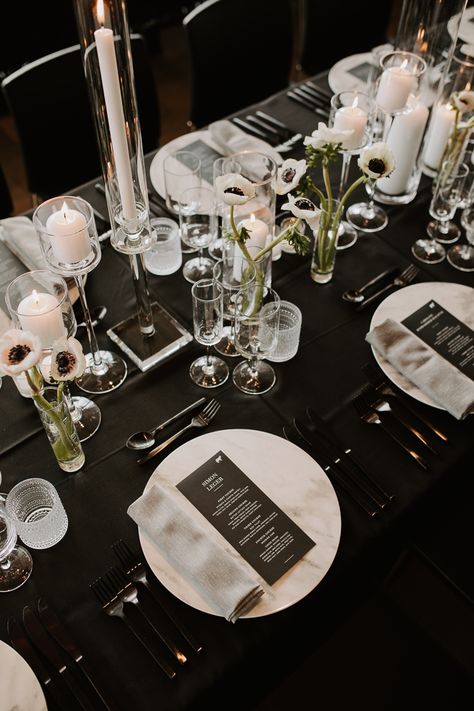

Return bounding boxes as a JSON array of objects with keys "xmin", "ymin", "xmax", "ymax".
[
  {"xmin": 149, "ymin": 130, "xmax": 224, "ymax": 197},
  {"xmin": 448, "ymin": 6, "xmax": 474, "ymax": 46},
  {"xmin": 0, "ymin": 641, "xmax": 47, "ymax": 711},
  {"xmin": 328, "ymin": 52, "xmax": 374, "ymax": 94},
  {"xmin": 139, "ymin": 429, "xmax": 341, "ymax": 618},
  {"xmin": 369, "ymin": 281, "xmax": 474, "ymax": 409}
]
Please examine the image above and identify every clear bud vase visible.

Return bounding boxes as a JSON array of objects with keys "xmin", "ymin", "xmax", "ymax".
[
  {"xmin": 33, "ymin": 387, "xmax": 85, "ymax": 473},
  {"xmin": 310, "ymin": 203, "xmax": 341, "ymax": 284}
]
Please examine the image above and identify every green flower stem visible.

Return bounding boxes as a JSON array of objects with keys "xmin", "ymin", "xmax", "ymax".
[
  {"xmin": 253, "ymin": 219, "xmax": 302, "ymax": 261},
  {"xmin": 230, "ymin": 206, "xmax": 254, "ymax": 263},
  {"xmin": 305, "ymin": 177, "xmax": 327, "ymax": 210}
]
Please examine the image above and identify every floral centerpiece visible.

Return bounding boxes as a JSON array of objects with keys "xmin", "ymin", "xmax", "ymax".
[
  {"xmin": 0, "ymin": 330, "xmax": 86, "ymax": 472},
  {"xmin": 215, "ymin": 123, "xmax": 394, "ymax": 284}
]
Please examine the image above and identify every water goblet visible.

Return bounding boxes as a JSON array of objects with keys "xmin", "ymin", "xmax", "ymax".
[
  {"xmin": 213, "ymin": 255, "xmax": 256, "ymax": 357},
  {"xmin": 190, "ymin": 279, "xmax": 229, "ymax": 388},
  {"xmin": 0, "ymin": 501, "xmax": 32, "ymax": 592},
  {"xmin": 33, "ymin": 195, "xmax": 127, "ymax": 394},
  {"xmin": 179, "ymin": 187, "xmax": 217, "ymax": 283},
  {"xmin": 232, "ymin": 284, "xmax": 280, "ymax": 395},
  {"xmin": 163, "ymin": 150, "xmax": 201, "ymax": 254}
]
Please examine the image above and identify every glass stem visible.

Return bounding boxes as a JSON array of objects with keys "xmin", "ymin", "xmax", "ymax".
[
  {"xmin": 75, "ymin": 275, "xmax": 104, "ymax": 373},
  {"xmin": 129, "ymin": 253, "xmax": 155, "ymax": 337},
  {"xmin": 338, "ymin": 152, "xmax": 352, "ymax": 200}
]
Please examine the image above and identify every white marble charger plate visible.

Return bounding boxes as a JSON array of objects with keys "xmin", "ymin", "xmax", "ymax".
[
  {"xmin": 369, "ymin": 281, "xmax": 474, "ymax": 410},
  {"xmin": 139, "ymin": 429, "xmax": 342, "ymax": 618},
  {"xmin": 448, "ymin": 6, "xmax": 474, "ymax": 46},
  {"xmin": 328, "ymin": 52, "xmax": 373, "ymax": 94},
  {"xmin": 0, "ymin": 640, "xmax": 47, "ymax": 711}
]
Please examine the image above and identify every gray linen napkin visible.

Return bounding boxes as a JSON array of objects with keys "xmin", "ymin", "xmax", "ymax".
[
  {"xmin": 128, "ymin": 482, "xmax": 264, "ymax": 623},
  {"xmin": 208, "ymin": 119, "xmax": 283, "ymax": 165},
  {"xmin": 366, "ymin": 318, "xmax": 474, "ymax": 420}
]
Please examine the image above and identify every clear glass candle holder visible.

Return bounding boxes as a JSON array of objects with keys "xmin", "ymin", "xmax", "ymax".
[
  {"xmin": 6, "ymin": 478, "xmax": 68, "ymax": 550},
  {"xmin": 375, "ymin": 51, "xmax": 427, "ymax": 115},
  {"xmin": 6, "ymin": 270, "xmax": 76, "ymax": 350}
]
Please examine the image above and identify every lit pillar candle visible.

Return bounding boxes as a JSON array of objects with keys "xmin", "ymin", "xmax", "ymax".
[
  {"xmin": 378, "ymin": 100, "xmax": 429, "ymax": 195},
  {"xmin": 237, "ymin": 214, "xmax": 268, "ymax": 250},
  {"xmin": 422, "ymin": 103, "xmax": 456, "ymax": 171},
  {"xmin": 333, "ymin": 97, "xmax": 368, "ymax": 150},
  {"xmin": 376, "ymin": 60, "xmax": 416, "ymax": 113},
  {"xmin": 94, "ymin": 0, "xmax": 137, "ymax": 220},
  {"xmin": 46, "ymin": 202, "xmax": 92, "ymax": 264},
  {"xmin": 17, "ymin": 290, "xmax": 65, "ymax": 347}
]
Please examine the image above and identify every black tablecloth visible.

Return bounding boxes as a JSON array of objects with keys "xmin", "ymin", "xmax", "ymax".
[{"xmin": 1, "ymin": 76, "xmax": 473, "ymax": 710}]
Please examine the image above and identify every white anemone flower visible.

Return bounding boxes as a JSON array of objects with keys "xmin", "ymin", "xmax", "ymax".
[
  {"xmin": 0, "ymin": 329, "xmax": 42, "ymax": 376},
  {"xmin": 452, "ymin": 90, "xmax": 474, "ymax": 114},
  {"xmin": 282, "ymin": 193, "xmax": 321, "ymax": 230},
  {"xmin": 215, "ymin": 173, "xmax": 256, "ymax": 206},
  {"xmin": 304, "ymin": 122, "xmax": 354, "ymax": 150},
  {"xmin": 275, "ymin": 159, "xmax": 307, "ymax": 195},
  {"xmin": 358, "ymin": 142, "xmax": 395, "ymax": 179},
  {"xmin": 50, "ymin": 337, "xmax": 86, "ymax": 381}
]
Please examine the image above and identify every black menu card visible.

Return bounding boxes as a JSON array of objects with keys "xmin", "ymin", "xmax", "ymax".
[
  {"xmin": 177, "ymin": 451, "xmax": 316, "ymax": 585},
  {"xmin": 402, "ymin": 300, "xmax": 474, "ymax": 381},
  {"xmin": 176, "ymin": 139, "xmax": 222, "ymax": 185}
]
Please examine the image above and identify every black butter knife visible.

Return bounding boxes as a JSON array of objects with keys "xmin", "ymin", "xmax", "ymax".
[
  {"xmin": 37, "ymin": 598, "xmax": 112, "ymax": 710},
  {"xmin": 8, "ymin": 616, "xmax": 68, "ymax": 711},
  {"xmin": 22, "ymin": 605, "xmax": 96, "ymax": 711}
]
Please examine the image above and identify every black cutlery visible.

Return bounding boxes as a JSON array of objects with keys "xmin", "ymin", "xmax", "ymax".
[
  {"xmin": 112, "ymin": 538, "xmax": 203, "ymax": 654},
  {"xmin": 255, "ymin": 111, "xmax": 295, "ymax": 138},
  {"xmin": 362, "ymin": 363, "xmax": 449, "ymax": 444},
  {"xmin": 353, "ymin": 392, "xmax": 428, "ymax": 470},
  {"xmin": 342, "ymin": 266, "xmax": 402, "ymax": 304},
  {"xmin": 245, "ymin": 114, "xmax": 282, "ymax": 139},
  {"xmin": 286, "ymin": 90, "xmax": 329, "ymax": 119},
  {"xmin": 305, "ymin": 80, "xmax": 333, "ymax": 100},
  {"xmin": 37, "ymin": 598, "xmax": 112, "ymax": 711},
  {"xmin": 231, "ymin": 116, "xmax": 278, "ymax": 143},
  {"xmin": 283, "ymin": 423, "xmax": 379, "ymax": 517},
  {"xmin": 305, "ymin": 407, "xmax": 395, "ymax": 503},
  {"xmin": 8, "ymin": 616, "xmax": 69, "ymax": 711},
  {"xmin": 297, "ymin": 84, "xmax": 330, "ymax": 109},
  {"xmin": 356, "ymin": 264, "xmax": 419, "ymax": 311},
  {"xmin": 22, "ymin": 605, "xmax": 96, "ymax": 711}
]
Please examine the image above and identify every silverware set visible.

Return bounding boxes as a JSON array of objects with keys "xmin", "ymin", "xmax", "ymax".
[
  {"xmin": 353, "ymin": 367, "xmax": 449, "ymax": 470},
  {"xmin": 286, "ymin": 81, "xmax": 331, "ymax": 118},
  {"xmin": 231, "ymin": 111, "xmax": 303, "ymax": 151},
  {"xmin": 283, "ymin": 406, "xmax": 395, "ymax": 517},
  {"xmin": 91, "ymin": 539, "xmax": 202, "ymax": 680},
  {"xmin": 8, "ymin": 600, "xmax": 112, "ymax": 710},
  {"xmin": 342, "ymin": 264, "xmax": 419, "ymax": 309}
]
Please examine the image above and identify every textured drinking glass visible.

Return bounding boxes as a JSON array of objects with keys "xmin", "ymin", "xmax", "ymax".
[
  {"xmin": 6, "ymin": 478, "xmax": 68, "ymax": 550},
  {"xmin": 190, "ymin": 279, "xmax": 229, "ymax": 388},
  {"xmin": 0, "ymin": 501, "xmax": 32, "ymax": 592},
  {"xmin": 267, "ymin": 301, "xmax": 302, "ymax": 363},
  {"xmin": 144, "ymin": 217, "xmax": 182, "ymax": 275}
]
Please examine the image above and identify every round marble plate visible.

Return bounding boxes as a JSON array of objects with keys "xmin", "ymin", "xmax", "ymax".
[
  {"xmin": 139, "ymin": 429, "xmax": 341, "ymax": 618},
  {"xmin": 328, "ymin": 52, "xmax": 373, "ymax": 94},
  {"xmin": 369, "ymin": 281, "xmax": 474, "ymax": 409},
  {"xmin": 0, "ymin": 641, "xmax": 47, "ymax": 711},
  {"xmin": 448, "ymin": 6, "xmax": 474, "ymax": 45},
  {"xmin": 149, "ymin": 129, "xmax": 222, "ymax": 197}
]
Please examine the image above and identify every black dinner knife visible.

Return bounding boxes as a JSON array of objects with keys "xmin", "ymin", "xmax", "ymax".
[
  {"xmin": 22, "ymin": 605, "xmax": 96, "ymax": 711},
  {"xmin": 7, "ymin": 615, "xmax": 69, "ymax": 711},
  {"xmin": 37, "ymin": 597, "xmax": 112, "ymax": 710}
]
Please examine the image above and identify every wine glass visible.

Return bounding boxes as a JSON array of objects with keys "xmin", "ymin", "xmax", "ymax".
[
  {"xmin": 232, "ymin": 284, "xmax": 280, "ymax": 395},
  {"xmin": 0, "ymin": 500, "xmax": 32, "ymax": 593},
  {"xmin": 412, "ymin": 163, "xmax": 469, "ymax": 263},
  {"xmin": 179, "ymin": 187, "xmax": 217, "ymax": 283},
  {"xmin": 163, "ymin": 150, "xmax": 201, "ymax": 254},
  {"xmin": 213, "ymin": 255, "xmax": 256, "ymax": 357},
  {"xmin": 447, "ymin": 203, "xmax": 474, "ymax": 271},
  {"xmin": 190, "ymin": 279, "xmax": 229, "ymax": 388}
]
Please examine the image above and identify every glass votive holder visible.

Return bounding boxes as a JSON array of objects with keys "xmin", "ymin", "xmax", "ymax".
[
  {"xmin": 5, "ymin": 270, "xmax": 76, "ymax": 350},
  {"xmin": 266, "ymin": 300, "xmax": 302, "ymax": 363},
  {"xmin": 144, "ymin": 217, "xmax": 182, "ymax": 275},
  {"xmin": 375, "ymin": 51, "xmax": 426, "ymax": 114},
  {"xmin": 5, "ymin": 478, "xmax": 68, "ymax": 550},
  {"xmin": 32, "ymin": 195, "xmax": 100, "ymax": 277}
]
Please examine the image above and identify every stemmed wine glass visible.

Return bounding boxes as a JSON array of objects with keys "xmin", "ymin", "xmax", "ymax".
[
  {"xmin": 0, "ymin": 500, "xmax": 32, "ymax": 593},
  {"xmin": 447, "ymin": 202, "xmax": 474, "ymax": 271},
  {"xmin": 33, "ymin": 195, "xmax": 127, "ymax": 394},
  {"xmin": 412, "ymin": 163, "xmax": 469, "ymax": 264},
  {"xmin": 163, "ymin": 150, "xmax": 201, "ymax": 254},
  {"xmin": 190, "ymin": 279, "xmax": 229, "ymax": 388},
  {"xmin": 232, "ymin": 283, "xmax": 280, "ymax": 395},
  {"xmin": 179, "ymin": 187, "xmax": 217, "ymax": 283},
  {"xmin": 213, "ymin": 255, "xmax": 256, "ymax": 357}
]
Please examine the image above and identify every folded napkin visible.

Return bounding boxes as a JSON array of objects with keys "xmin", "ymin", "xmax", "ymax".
[
  {"xmin": 366, "ymin": 318, "xmax": 474, "ymax": 420},
  {"xmin": 209, "ymin": 119, "xmax": 283, "ymax": 165},
  {"xmin": 128, "ymin": 482, "xmax": 264, "ymax": 623}
]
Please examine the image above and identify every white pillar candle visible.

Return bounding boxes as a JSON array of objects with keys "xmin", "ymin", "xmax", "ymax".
[
  {"xmin": 333, "ymin": 98, "xmax": 368, "ymax": 150},
  {"xmin": 376, "ymin": 62, "xmax": 416, "ymax": 113},
  {"xmin": 422, "ymin": 103, "xmax": 456, "ymax": 171},
  {"xmin": 46, "ymin": 202, "xmax": 92, "ymax": 264},
  {"xmin": 17, "ymin": 290, "xmax": 65, "ymax": 348},
  {"xmin": 378, "ymin": 101, "xmax": 429, "ymax": 195},
  {"xmin": 237, "ymin": 214, "xmax": 268, "ymax": 250},
  {"xmin": 94, "ymin": 0, "xmax": 137, "ymax": 220}
]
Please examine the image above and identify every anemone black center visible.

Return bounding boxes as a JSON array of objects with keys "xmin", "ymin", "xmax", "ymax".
[
  {"xmin": 224, "ymin": 186, "xmax": 244, "ymax": 196},
  {"xmin": 368, "ymin": 158, "xmax": 386, "ymax": 175},
  {"xmin": 295, "ymin": 198, "xmax": 314, "ymax": 210},
  {"xmin": 282, "ymin": 168, "xmax": 296, "ymax": 183},
  {"xmin": 8, "ymin": 344, "xmax": 31, "ymax": 364},
  {"xmin": 56, "ymin": 351, "xmax": 76, "ymax": 376}
]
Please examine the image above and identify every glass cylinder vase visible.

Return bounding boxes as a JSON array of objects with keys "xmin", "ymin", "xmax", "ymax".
[
  {"xmin": 310, "ymin": 204, "xmax": 341, "ymax": 284},
  {"xmin": 33, "ymin": 387, "xmax": 85, "ymax": 473}
]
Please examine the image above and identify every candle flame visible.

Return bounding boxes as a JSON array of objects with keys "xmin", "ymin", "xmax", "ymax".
[
  {"xmin": 61, "ymin": 201, "xmax": 72, "ymax": 224},
  {"xmin": 32, "ymin": 289, "xmax": 39, "ymax": 304},
  {"xmin": 250, "ymin": 213, "xmax": 256, "ymax": 223},
  {"xmin": 96, "ymin": 0, "xmax": 105, "ymax": 25},
  {"xmin": 351, "ymin": 96, "xmax": 359, "ymax": 109}
]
